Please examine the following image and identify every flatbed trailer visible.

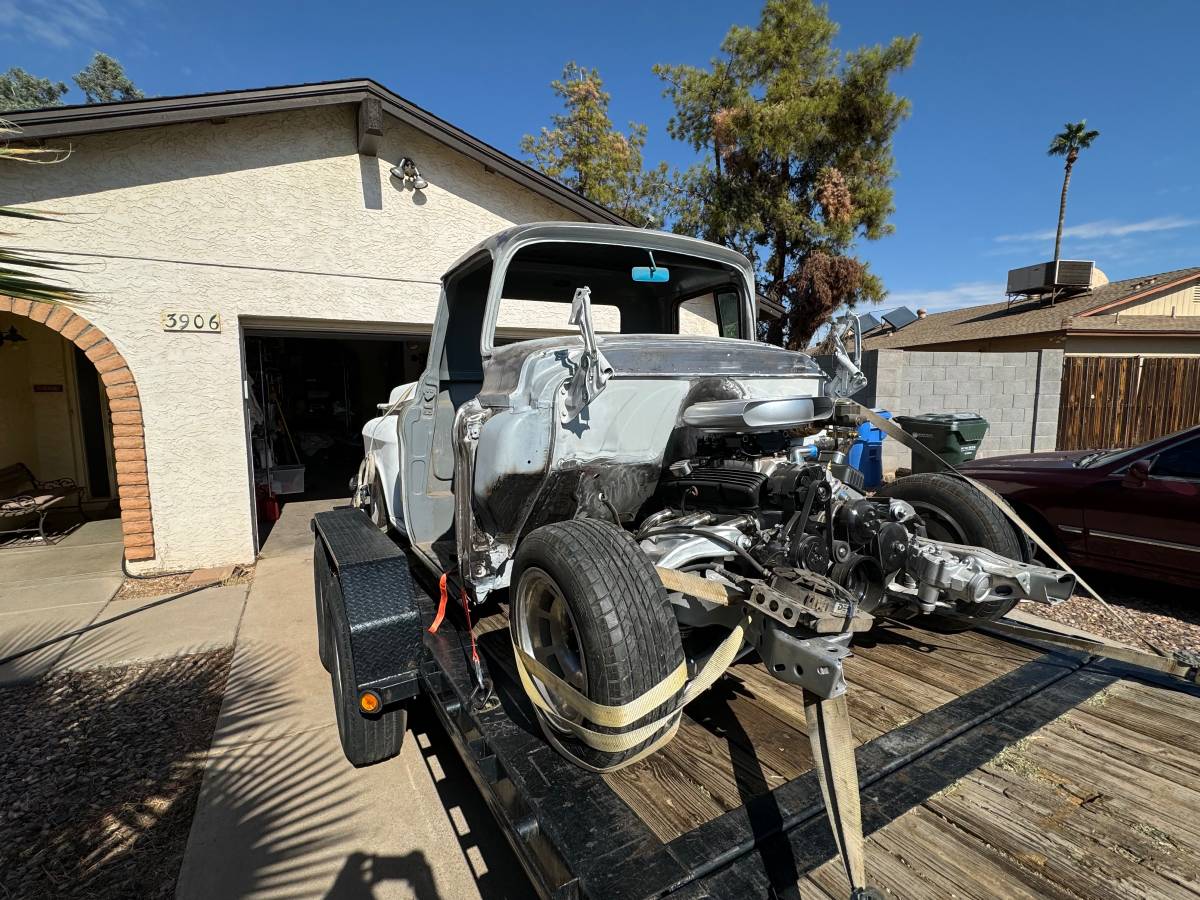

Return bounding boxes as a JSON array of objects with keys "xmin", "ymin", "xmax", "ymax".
[{"xmin": 315, "ymin": 507, "xmax": 1200, "ymax": 899}]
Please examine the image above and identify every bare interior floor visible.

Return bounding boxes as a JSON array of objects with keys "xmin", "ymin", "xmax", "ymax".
[{"xmin": 473, "ymin": 610, "xmax": 1200, "ymax": 898}]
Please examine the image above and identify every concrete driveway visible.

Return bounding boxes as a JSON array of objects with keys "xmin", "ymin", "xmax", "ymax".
[
  {"xmin": 0, "ymin": 518, "xmax": 247, "ymax": 684},
  {"xmin": 177, "ymin": 500, "xmax": 534, "ymax": 900}
]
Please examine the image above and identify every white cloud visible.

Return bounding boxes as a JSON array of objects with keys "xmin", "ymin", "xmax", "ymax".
[
  {"xmin": 0, "ymin": 0, "xmax": 119, "ymax": 49},
  {"xmin": 882, "ymin": 281, "xmax": 1005, "ymax": 314},
  {"xmin": 995, "ymin": 216, "xmax": 1199, "ymax": 244}
]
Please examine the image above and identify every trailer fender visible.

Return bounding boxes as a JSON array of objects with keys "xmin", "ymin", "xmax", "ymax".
[{"xmin": 312, "ymin": 507, "xmax": 424, "ymax": 706}]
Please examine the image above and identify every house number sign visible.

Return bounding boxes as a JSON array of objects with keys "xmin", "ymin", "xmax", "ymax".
[{"xmin": 162, "ymin": 311, "xmax": 221, "ymax": 332}]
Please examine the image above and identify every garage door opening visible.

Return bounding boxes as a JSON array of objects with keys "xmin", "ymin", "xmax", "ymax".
[{"xmin": 243, "ymin": 330, "xmax": 428, "ymax": 550}]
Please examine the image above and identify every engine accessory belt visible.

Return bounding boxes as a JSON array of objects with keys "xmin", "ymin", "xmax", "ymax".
[{"xmin": 511, "ymin": 617, "xmax": 748, "ymax": 771}]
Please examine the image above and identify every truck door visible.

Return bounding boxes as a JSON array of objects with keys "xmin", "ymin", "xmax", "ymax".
[{"xmin": 397, "ymin": 254, "xmax": 492, "ymax": 552}]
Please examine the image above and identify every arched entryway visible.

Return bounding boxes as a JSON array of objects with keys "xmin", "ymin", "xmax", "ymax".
[{"xmin": 0, "ymin": 295, "xmax": 155, "ymax": 562}]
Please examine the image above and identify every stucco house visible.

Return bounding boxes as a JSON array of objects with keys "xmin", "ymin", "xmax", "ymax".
[
  {"xmin": 863, "ymin": 266, "xmax": 1200, "ymax": 356},
  {"xmin": 0, "ymin": 80, "xmax": 687, "ymax": 573}
]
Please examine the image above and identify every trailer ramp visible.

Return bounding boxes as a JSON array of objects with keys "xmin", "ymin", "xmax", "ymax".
[{"xmin": 418, "ymin": 583, "xmax": 1200, "ymax": 899}]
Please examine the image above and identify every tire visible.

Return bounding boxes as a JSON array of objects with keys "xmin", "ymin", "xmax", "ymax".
[
  {"xmin": 314, "ymin": 541, "xmax": 334, "ymax": 672},
  {"xmin": 368, "ymin": 474, "xmax": 390, "ymax": 533},
  {"xmin": 876, "ymin": 473, "xmax": 1022, "ymax": 630},
  {"xmin": 511, "ymin": 518, "xmax": 684, "ymax": 771},
  {"xmin": 330, "ymin": 598, "xmax": 406, "ymax": 767}
]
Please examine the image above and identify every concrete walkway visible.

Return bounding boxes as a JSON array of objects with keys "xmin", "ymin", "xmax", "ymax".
[
  {"xmin": 0, "ymin": 519, "xmax": 246, "ymax": 683},
  {"xmin": 177, "ymin": 500, "xmax": 533, "ymax": 900}
]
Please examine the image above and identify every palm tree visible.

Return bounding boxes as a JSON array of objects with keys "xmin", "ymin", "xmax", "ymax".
[{"xmin": 1047, "ymin": 120, "xmax": 1100, "ymax": 262}]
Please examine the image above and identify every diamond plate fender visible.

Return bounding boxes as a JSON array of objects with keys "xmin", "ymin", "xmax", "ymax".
[{"xmin": 312, "ymin": 507, "xmax": 424, "ymax": 704}]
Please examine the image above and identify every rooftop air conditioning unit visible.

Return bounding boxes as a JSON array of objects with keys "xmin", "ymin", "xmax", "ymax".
[{"xmin": 1006, "ymin": 260, "xmax": 1095, "ymax": 295}]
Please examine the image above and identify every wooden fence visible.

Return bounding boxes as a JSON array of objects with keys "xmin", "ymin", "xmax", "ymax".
[{"xmin": 1057, "ymin": 355, "xmax": 1200, "ymax": 450}]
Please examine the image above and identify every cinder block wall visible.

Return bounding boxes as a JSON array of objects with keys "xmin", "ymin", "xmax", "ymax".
[{"xmin": 842, "ymin": 349, "xmax": 1063, "ymax": 473}]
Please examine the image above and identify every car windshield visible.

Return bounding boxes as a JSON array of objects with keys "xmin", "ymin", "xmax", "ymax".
[{"xmin": 1079, "ymin": 425, "xmax": 1199, "ymax": 468}]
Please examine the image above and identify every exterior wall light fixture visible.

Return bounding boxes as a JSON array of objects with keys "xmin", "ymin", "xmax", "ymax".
[
  {"xmin": 0, "ymin": 325, "xmax": 27, "ymax": 349},
  {"xmin": 390, "ymin": 157, "xmax": 428, "ymax": 191}
]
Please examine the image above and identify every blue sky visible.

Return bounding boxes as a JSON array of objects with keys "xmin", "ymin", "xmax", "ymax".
[{"xmin": 4, "ymin": 0, "xmax": 1198, "ymax": 313}]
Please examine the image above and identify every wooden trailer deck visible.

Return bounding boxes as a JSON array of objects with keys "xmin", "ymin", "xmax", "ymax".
[{"xmin": 426, "ymin": 595, "xmax": 1200, "ymax": 899}]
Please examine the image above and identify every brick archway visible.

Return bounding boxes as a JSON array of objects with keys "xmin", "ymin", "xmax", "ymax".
[{"xmin": 1, "ymin": 296, "xmax": 155, "ymax": 562}]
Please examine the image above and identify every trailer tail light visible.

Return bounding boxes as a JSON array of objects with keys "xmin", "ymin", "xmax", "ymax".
[{"xmin": 359, "ymin": 690, "xmax": 381, "ymax": 714}]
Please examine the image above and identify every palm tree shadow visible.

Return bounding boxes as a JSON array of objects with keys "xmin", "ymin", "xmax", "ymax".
[
  {"xmin": 173, "ymin": 646, "xmax": 364, "ymax": 899},
  {"xmin": 0, "ymin": 641, "xmax": 309, "ymax": 898}
]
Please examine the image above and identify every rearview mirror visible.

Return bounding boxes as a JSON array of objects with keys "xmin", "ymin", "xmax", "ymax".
[
  {"xmin": 631, "ymin": 266, "xmax": 670, "ymax": 283},
  {"xmin": 1122, "ymin": 458, "xmax": 1151, "ymax": 488}
]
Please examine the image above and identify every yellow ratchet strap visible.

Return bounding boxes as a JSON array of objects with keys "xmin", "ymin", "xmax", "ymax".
[{"xmin": 512, "ymin": 616, "xmax": 748, "ymax": 769}]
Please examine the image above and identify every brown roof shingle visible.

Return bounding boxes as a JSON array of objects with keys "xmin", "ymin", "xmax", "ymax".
[
  {"xmin": 1065, "ymin": 314, "xmax": 1200, "ymax": 333},
  {"xmin": 863, "ymin": 267, "xmax": 1200, "ymax": 349}
]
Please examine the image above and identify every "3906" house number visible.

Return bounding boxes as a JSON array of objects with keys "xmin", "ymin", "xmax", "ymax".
[{"xmin": 161, "ymin": 311, "xmax": 221, "ymax": 332}]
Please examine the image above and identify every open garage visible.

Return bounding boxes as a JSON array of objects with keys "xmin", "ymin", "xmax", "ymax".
[{"xmin": 243, "ymin": 329, "xmax": 429, "ymax": 549}]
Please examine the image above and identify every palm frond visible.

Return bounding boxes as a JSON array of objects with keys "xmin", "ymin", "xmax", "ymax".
[
  {"xmin": 0, "ymin": 271, "xmax": 82, "ymax": 303},
  {"xmin": 0, "ymin": 205, "xmax": 69, "ymax": 222},
  {"xmin": 1048, "ymin": 119, "xmax": 1100, "ymax": 156},
  {"xmin": 0, "ymin": 218, "xmax": 86, "ymax": 303},
  {"xmin": 0, "ymin": 248, "xmax": 80, "ymax": 272},
  {"xmin": 0, "ymin": 121, "xmax": 86, "ymax": 302}
]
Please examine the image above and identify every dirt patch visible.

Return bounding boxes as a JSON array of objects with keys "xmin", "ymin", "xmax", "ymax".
[
  {"xmin": 1031, "ymin": 574, "xmax": 1200, "ymax": 655},
  {"xmin": 0, "ymin": 649, "xmax": 233, "ymax": 899},
  {"xmin": 112, "ymin": 565, "xmax": 255, "ymax": 602},
  {"xmin": 112, "ymin": 573, "xmax": 192, "ymax": 601}
]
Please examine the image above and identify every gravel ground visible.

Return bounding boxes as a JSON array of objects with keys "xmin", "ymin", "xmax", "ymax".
[
  {"xmin": 0, "ymin": 649, "xmax": 233, "ymax": 899},
  {"xmin": 112, "ymin": 573, "xmax": 193, "ymax": 601},
  {"xmin": 1030, "ymin": 574, "xmax": 1200, "ymax": 655},
  {"xmin": 112, "ymin": 566, "xmax": 254, "ymax": 602}
]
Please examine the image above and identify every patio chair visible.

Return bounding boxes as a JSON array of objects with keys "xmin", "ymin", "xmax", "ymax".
[{"xmin": 0, "ymin": 463, "xmax": 86, "ymax": 544}]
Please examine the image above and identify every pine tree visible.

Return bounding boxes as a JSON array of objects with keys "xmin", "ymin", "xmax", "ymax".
[
  {"xmin": 522, "ymin": 63, "xmax": 669, "ymax": 228},
  {"xmin": 656, "ymin": 0, "xmax": 916, "ymax": 348},
  {"xmin": 73, "ymin": 52, "xmax": 144, "ymax": 104},
  {"xmin": 0, "ymin": 68, "xmax": 69, "ymax": 112}
]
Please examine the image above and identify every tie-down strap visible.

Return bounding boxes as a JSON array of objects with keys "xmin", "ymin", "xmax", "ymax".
[{"xmin": 512, "ymin": 615, "xmax": 748, "ymax": 771}]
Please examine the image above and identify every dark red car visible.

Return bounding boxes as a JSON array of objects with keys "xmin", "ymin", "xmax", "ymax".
[{"xmin": 958, "ymin": 425, "xmax": 1200, "ymax": 588}]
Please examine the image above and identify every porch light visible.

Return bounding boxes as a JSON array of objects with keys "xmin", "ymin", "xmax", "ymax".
[
  {"xmin": 390, "ymin": 157, "xmax": 428, "ymax": 191},
  {"xmin": 0, "ymin": 325, "xmax": 27, "ymax": 349}
]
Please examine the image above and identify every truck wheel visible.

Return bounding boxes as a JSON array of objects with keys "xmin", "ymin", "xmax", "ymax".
[
  {"xmin": 330, "ymin": 608, "xmax": 406, "ymax": 767},
  {"xmin": 511, "ymin": 518, "xmax": 684, "ymax": 771},
  {"xmin": 875, "ymin": 473, "xmax": 1022, "ymax": 630},
  {"xmin": 314, "ymin": 542, "xmax": 334, "ymax": 672}
]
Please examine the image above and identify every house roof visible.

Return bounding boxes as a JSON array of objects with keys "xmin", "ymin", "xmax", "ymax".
[
  {"xmin": 1064, "ymin": 314, "xmax": 1200, "ymax": 334},
  {"xmin": 863, "ymin": 266, "xmax": 1200, "ymax": 349},
  {"xmin": 4, "ymin": 78, "xmax": 629, "ymax": 227}
]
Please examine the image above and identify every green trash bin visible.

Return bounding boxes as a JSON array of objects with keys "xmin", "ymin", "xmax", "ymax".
[{"xmin": 895, "ymin": 412, "xmax": 990, "ymax": 473}]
